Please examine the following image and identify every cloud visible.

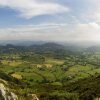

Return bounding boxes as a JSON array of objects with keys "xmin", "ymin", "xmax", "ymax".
[
  {"xmin": 0, "ymin": 23, "xmax": 68, "ymax": 41},
  {"xmin": 69, "ymin": 22, "xmax": 100, "ymax": 42},
  {"xmin": 0, "ymin": 22, "xmax": 100, "ymax": 42},
  {"xmin": 79, "ymin": 0, "xmax": 100, "ymax": 22},
  {"xmin": 0, "ymin": 0, "xmax": 69, "ymax": 19},
  {"xmin": 1, "ymin": 0, "xmax": 100, "ymax": 43}
]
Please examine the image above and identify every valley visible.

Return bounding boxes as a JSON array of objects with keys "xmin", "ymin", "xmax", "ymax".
[{"xmin": 0, "ymin": 43, "xmax": 100, "ymax": 99}]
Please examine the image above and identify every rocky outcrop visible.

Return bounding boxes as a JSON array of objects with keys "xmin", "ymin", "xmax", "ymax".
[
  {"xmin": 0, "ymin": 82, "xmax": 18, "ymax": 100},
  {"xmin": 94, "ymin": 97, "xmax": 100, "ymax": 100}
]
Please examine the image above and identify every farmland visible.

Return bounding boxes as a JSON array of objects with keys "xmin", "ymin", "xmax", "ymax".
[{"xmin": 0, "ymin": 43, "xmax": 100, "ymax": 99}]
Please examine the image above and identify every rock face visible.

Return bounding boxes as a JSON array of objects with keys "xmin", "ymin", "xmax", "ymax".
[
  {"xmin": 27, "ymin": 94, "xmax": 39, "ymax": 100},
  {"xmin": 94, "ymin": 98, "xmax": 100, "ymax": 100},
  {"xmin": 0, "ymin": 83, "xmax": 18, "ymax": 100},
  {"xmin": 0, "ymin": 78, "xmax": 39, "ymax": 100}
]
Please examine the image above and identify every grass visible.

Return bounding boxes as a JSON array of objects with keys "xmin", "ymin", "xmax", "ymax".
[
  {"xmin": 2, "ymin": 60, "xmax": 22, "ymax": 66},
  {"xmin": 0, "ymin": 62, "xmax": 100, "ymax": 84},
  {"xmin": 45, "ymin": 58, "xmax": 65, "ymax": 65},
  {"xmin": 0, "ymin": 55, "xmax": 100, "ymax": 85},
  {"xmin": 11, "ymin": 73, "xmax": 22, "ymax": 79}
]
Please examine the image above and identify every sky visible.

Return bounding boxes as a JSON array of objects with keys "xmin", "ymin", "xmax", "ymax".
[{"xmin": 0, "ymin": 0, "xmax": 100, "ymax": 42}]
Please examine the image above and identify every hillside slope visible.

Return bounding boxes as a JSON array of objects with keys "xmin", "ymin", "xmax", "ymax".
[
  {"xmin": 65, "ymin": 74, "xmax": 100, "ymax": 100},
  {"xmin": 0, "ymin": 71, "xmax": 39, "ymax": 100}
]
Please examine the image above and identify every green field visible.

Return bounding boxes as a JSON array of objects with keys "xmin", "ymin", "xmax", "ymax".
[{"xmin": 0, "ymin": 43, "xmax": 100, "ymax": 99}]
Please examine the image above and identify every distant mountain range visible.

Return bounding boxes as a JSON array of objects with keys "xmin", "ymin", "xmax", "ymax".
[
  {"xmin": 0, "ymin": 41, "xmax": 100, "ymax": 55},
  {"xmin": 0, "ymin": 40, "xmax": 46, "ymax": 46},
  {"xmin": 0, "ymin": 40, "xmax": 100, "ymax": 47},
  {"xmin": 0, "ymin": 42, "xmax": 81, "ymax": 59}
]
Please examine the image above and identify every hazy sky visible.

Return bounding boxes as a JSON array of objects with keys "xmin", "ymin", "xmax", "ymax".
[{"xmin": 0, "ymin": 0, "xmax": 100, "ymax": 42}]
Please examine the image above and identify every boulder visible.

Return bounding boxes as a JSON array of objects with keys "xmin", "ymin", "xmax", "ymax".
[{"xmin": 27, "ymin": 94, "xmax": 39, "ymax": 100}]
